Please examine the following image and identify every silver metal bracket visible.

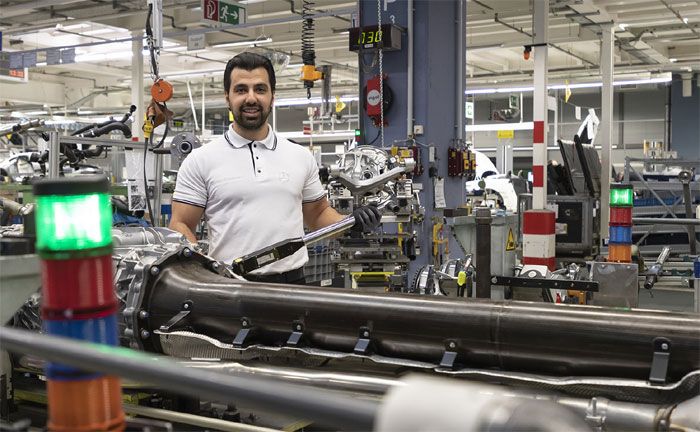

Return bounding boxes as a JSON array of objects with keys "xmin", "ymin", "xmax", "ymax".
[
  {"xmin": 439, "ymin": 340, "xmax": 459, "ymax": 369},
  {"xmin": 649, "ymin": 337, "xmax": 671, "ymax": 385},
  {"xmin": 286, "ymin": 321, "xmax": 305, "ymax": 347},
  {"xmin": 158, "ymin": 301, "xmax": 192, "ymax": 332},
  {"xmin": 232, "ymin": 317, "xmax": 254, "ymax": 348},
  {"xmin": 353, "ymin": 327, "xmax": 372, "ymax": 355}
]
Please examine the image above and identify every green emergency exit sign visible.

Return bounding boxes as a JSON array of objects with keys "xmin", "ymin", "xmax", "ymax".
[{"xmin": 201, "ymin": 0, "xmax": 245, "ymax": 26}]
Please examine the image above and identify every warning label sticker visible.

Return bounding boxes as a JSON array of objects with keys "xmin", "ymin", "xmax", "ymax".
[{"xmin": 506, "ymin": 228, "xmax": 516, "ymax": 251}]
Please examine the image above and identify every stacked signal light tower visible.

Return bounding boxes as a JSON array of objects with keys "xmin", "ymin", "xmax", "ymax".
[
  {"xmin": 33, "ymin": 176, "xmax": 124, "ymax": 432},
  {"xmin": 608, "ymin": 183, "xmax": 634, "ymax": 263}
]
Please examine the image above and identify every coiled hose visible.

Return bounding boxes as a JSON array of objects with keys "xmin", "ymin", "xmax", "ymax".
[{"xmin": 301, "ymin": 0, "xmax": 315, "ymax": 67}]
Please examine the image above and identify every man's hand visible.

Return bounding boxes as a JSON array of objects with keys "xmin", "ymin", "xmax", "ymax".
[{"xmin": 352, "ymin": 205, "xmax": 382, "ymax": 232}]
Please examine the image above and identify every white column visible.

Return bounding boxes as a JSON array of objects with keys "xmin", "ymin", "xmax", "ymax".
[
  {"xmin": 131, "ymin": 31, "xmax": 144, "ymax": 141},
  {"xmin": 599, "ymin": 24, "xmax": 614, "ymax": 239},
  {"xmin": 532, "ymin": 0, "xmax": 548, "ymax": 210},
  {"xmin": 201, "ymin": 78, "xmax": 206, "ymax": 134}
]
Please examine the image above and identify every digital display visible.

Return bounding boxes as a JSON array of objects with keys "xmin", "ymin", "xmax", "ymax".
[
  {"xmin": 356, "ymin": 29, "xmax": 383, "ymax": 46},
  {"xmin": 349, "ymin": 24, "xmax": 402, "ymax": 52}
]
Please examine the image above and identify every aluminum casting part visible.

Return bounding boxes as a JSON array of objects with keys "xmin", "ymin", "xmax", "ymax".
[
  {"xmin": 375, "ymin": 375, "xmax": 590, "ymax": 432},
  {"xmin": 335, "ymin": 166, "xmax": 412, "ymax": 195},
  {"xmin": 146, "ymin": 261, "xmax": 700, "ymax": 381},
  {"xmin": 112, "ymin": 227, "xmax": 190, "ymax": 247},
  {"xmin": 123, "ymin": 404, "xmax": 277, "ymax": 432},
  {"xmin": 0, "ymin": 327, "xmax": 378, "ymax": 431}
]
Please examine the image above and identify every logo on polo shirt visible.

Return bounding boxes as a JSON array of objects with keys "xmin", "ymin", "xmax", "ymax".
[{"xmin": 279, "ymin": 171, "xmax": 290, "ymax": 182}]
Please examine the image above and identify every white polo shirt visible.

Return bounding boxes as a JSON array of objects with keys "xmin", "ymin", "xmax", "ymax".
[{"xmin": 172, "ymin": 124, "xmax": 326, "ymax": 274}]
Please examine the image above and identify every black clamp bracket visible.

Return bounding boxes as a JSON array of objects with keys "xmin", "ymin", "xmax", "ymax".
[
  {"xmin": 286, "ymin": 320, "xmax": 305, "ymax": 347},
  {"xmin": 232, "ymin": 317, "xmax": 255, "ymax": 348},
  {"xmin": 649, "ymin": 337, "xmax": 671, "ymax": 384},
  {"xmin": 439, "ymin": 340, "xmax": 459, "ymax": 369},
  {"xmin": 354, "ymin": 327, "xmax": 372, "ymax": 355},
  {"xmin": 159, "ymin": 300, "xmax": 192, "ymax": 332}
]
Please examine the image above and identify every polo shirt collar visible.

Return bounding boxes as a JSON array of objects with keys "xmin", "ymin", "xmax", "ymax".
[{"xmin": 226, "ymin": 124, "xmax": 276, "ymax": 150}]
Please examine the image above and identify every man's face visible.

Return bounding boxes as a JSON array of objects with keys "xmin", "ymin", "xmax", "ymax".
[{"xmin": 225, "ymin": 67, "xmax": 274, "ymax": 131}]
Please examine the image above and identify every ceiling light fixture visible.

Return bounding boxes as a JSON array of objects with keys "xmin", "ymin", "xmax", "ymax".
[
  {"xmin": 669, "ymin": 58, "xmax": 678, "ymax": 63},
  {"xmin": 275, "ymin": 95, "xmax": 358, "ymax": 107},
  {"xmin": 465, "ymin": 74, "xmax": 672, "ymax": 95},
  {"xmin": 213, "ymin": 37, "xmax": 272, "ymax": 48},
  {"xmin": 618, "ymin": 23, "xmax": 628, "ymax": 31}
]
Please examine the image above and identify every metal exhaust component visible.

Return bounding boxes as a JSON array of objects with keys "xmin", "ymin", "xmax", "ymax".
[{"xmin": 131, "ymin": 254, "xmax": 700, "ymax": 382}]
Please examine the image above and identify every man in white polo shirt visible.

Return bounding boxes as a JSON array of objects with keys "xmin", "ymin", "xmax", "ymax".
[{"xmin": 169, "ymin": 52, "xmax": 381, "ymax": 284}]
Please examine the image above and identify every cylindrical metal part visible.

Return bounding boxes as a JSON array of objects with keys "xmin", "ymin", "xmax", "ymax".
[
  {"xmin": 0, "ymin": 196, "xmax": 23, "ymax": 214},
  {"xmin": 682, "ymin": 178, "xmax": 697, "ymax": 255},
  {"xmin": 633, "ymin": 217, "xmax": 700, "ymax": 226},
  {"xmin": 656, "ymin": 246, "xmax": 671, "ymax": 266},
  {"xmin": 0, "ymin": 327, "xmax": 378, "ymax": 431},
  {"xmin": 302, "ymin": 216, "xmax": 356, "ymax": 245},
  {"xmin": 142, "ymin": 261, "xmax": 700, "ymax": 381},
  {"xmin": 556, "ymin": 397, "xmax": 665, "ymax": 431},
  {"xmin": 123, "ymin": 404, "xmax": 277, "ymax": 432},
  {"xmin": 475, "ymin": 208, "xmax": 492, "ymax": 298},
  {"xmin": 48, "ymin": 131, "xmax": 60, "ymax": 178}
]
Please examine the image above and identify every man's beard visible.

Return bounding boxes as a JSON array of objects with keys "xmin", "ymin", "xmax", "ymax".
[{"xmin": 232, "ymin": 102, "xmax": 271, "ymax": 130}]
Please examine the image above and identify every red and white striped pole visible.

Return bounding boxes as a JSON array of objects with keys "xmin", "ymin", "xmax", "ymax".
[{"xmin": 523, "ymin": 0, "xmax": 555, "ymax": 271}]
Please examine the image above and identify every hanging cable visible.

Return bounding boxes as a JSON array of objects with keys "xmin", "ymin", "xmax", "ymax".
[{"xmin": 145, "ymin": 3, "xmax": 159, "ymax": 81}]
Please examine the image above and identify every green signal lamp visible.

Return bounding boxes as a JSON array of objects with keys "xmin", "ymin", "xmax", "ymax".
[
  {"xmin": 610, "ymin": 183, "xmax": 634, "ymax": 207},
  {"xmin": 33, "ymin": 176, "xmax": 112, "ymax": 253}
]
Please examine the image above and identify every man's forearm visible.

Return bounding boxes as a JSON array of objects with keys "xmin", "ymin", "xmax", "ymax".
[
  {"xmin": 169, "ymin": 221, "xmax": 198, "ymax": 243},
  {"xmin": 308, "ymin": 205, "xmax": 346, "ymax": 231}
]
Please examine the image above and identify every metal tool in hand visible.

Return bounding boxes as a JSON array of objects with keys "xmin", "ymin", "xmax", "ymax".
[{"xmin": 229, "ymin": 200, "xmax": 390, "ymax": 277}]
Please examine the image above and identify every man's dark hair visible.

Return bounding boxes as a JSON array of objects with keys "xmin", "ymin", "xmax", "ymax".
[{"xmin": 223, "ymin": 52, "xmax": 276, "ymax": 93}]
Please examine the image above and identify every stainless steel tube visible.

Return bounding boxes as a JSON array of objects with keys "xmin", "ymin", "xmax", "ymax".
[
  {"xmin": 633, "ymin": 217, "xmax": 700, "ymax": 226},
  {"xmin": 0, "ymin": 328, "xmax": 378, "ymax": 430},
  {"xmin": 48, "ymin": 131, "xmax": 60, "ymax": 178},
  {"xmin": 123, "ymin": 404, "xmax": 277, "ymax": 432}
]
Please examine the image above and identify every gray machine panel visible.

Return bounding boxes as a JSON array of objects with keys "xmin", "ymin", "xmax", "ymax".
[{"xmin": 549, "ymin": 195, "xmax": 597, "ymax": 257}]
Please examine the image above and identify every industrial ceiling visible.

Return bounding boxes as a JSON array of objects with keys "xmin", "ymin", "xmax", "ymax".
[{"xmin": 0, "ymin": 0, "xmax": 698, "ymax": 118}]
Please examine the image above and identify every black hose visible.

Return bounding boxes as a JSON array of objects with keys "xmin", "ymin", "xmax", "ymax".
[
  {"xmin": 84, "ymin": 146, "xmax": 104, "ymax": 158},
  {"xmin": 146, "ymin": 3, "xmax": 159, "ymax": 79},
  {"xmin": 71, "ymin": 123, "xmax": 98, "ymax": 136},
  {"xmin": 86, "ymin": 122, "xmax": 132, "ymax": 139}
]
